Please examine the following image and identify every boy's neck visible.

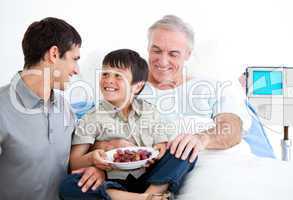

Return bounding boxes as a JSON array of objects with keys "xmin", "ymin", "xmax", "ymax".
[
  {"xmin": 111, "ymin": 99, "xmax": 134, "ymax": 120},
  {"xmin": 121, "ymin": 104, "xmax": 132, "ymax": 120}
]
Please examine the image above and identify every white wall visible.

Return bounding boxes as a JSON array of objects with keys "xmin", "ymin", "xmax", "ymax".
[{"xmin": 1, "ymin": 0, "xmax": 293, "ymax": 88}]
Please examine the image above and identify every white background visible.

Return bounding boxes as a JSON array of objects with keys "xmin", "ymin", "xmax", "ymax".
[
  {"xmin": 1, "ymin": 0, "xmax": 293, "ymax": 159},
  {"xmin": 1, "ymin": 0, "xmax": 293, "ymax": 87}
]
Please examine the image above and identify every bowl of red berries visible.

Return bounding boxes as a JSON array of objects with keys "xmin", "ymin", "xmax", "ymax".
[{"xmin": 105, "ymin": 147, "xmax": 159, "ymax": 170}]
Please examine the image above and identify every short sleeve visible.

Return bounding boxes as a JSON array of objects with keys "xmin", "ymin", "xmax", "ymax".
[
  {"xmin": 211, "ymin": 81, "xmax": 251, "ymax": 132},
  {"xmin": 72, "ymin": 112, "xmax": 98, "ymax": 145}
]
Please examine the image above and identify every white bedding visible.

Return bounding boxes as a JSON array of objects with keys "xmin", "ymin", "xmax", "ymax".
[{"xmin": 177, "ymin": 141, "xmax": 293, "ymax": 200}]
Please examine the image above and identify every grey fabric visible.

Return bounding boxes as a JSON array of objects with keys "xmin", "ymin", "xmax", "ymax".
[{"xmin": 0, "ymin": 72, "xmax": 75, "ymax": 200}]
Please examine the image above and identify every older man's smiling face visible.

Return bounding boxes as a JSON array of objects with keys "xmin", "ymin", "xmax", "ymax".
[{"xmin": 148, "ymin": 28, "xmax": 191, "ymax": 87}]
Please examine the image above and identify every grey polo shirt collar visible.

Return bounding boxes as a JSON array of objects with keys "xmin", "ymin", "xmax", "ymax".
[{"xmin": 13, "ymin": 72, "xmax": 56, "ymax": 109}]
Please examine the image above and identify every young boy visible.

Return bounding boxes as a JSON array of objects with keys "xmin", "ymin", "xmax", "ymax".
[{"xmin": 59, "ymin": 49, "xmax": 196, "ymax": 200}]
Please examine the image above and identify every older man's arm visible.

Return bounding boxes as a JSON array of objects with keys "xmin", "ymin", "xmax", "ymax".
[
  {"xmin": 168, "ymin": 113, "xmax": 243, "ymax": 162},
  {"xmin": 205, "ymin": 113, "xmax": 242, "ymax": 149}
]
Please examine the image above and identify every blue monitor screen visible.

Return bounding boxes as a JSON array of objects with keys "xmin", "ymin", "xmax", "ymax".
[{"xmin": 253, "ymin": 71, "xmax": 283, "ymax": 95}]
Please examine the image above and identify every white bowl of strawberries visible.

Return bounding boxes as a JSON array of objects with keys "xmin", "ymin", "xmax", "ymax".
[{"xmin": 105, "ymin": 147, "xmax": 159, "ymax": 170}]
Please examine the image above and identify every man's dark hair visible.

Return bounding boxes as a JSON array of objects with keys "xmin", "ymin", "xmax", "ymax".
[
  {"xmin": 22, "ymin": 17, "xmax": 82, "ymax": 69},
  {"xmin": 102, "ymin": 49, "xmax": 149, "ymax": 94}
]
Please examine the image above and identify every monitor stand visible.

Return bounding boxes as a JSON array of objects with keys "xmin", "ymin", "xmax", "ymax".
[{"xmin": 281, "ymin": 126, "xmax": 291, "ymax": 161}]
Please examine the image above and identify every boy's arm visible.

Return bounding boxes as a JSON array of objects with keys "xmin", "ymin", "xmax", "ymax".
[
  {"xmin": 91, "ymin": 139, "xmax": 136, "ymax": 152},
  {"xmin": 69, "ymin": 144, "xmax": 110, "ymax": 171}
]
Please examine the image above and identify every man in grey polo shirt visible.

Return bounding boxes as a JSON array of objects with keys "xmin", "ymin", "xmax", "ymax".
[{"xmin": 0, "ymin": 17, "xmax": 105, "ymax": 200}]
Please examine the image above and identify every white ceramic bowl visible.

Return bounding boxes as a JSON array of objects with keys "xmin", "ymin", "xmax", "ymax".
[{"xmin": 105, "ymin": 146, "xmax": 159, "ymax": 170}]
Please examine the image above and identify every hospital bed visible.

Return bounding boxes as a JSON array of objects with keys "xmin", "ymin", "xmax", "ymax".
[{"xmin": 177, "ymin": 142, "xmax": 293, "ymax": 200}]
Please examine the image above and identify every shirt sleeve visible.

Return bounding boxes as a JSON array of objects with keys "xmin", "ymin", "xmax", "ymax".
[
  {"xmin": 211, "ymin": 81, "xmax": 251, "ymax": 133},
  {"xmin": 72, "ymin": 112, "xmax": 98, "ymax": 145}
]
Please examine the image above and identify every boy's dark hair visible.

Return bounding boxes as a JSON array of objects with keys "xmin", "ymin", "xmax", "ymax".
[
  {"xmin": 102, "ymin": 49, "xmax": 149, "ymax": 95},
  {"xmin": 22, "ymin": 17, "xmax": 82, "ymax": 69}
]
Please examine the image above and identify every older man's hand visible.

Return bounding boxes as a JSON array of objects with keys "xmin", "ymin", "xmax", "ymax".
[
  {"xmin": 72, "ymin": 166, "xmax": 105, "ymax": 192},
  {"xmin": 167, "ymin": 134, "xmax": 209, "ymax": 163}
]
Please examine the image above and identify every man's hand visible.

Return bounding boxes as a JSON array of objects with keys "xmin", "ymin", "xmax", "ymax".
[
  {"xmin": 167, "ymin": 134, "xmax": 209, "ymax": 163},
  {"xmin": 72, "ymin": 167, "xmax": 105, "ymax": 193},
  {"xmin": 90, "ymin": 149, "xmax": 112, "ymax": 170}
]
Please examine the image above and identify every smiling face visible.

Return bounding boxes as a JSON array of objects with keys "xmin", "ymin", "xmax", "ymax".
[
  {"xmin": 52, "ymin": 45, "xmax": 80, "ymax": 90},
  {"xmin": 148, "ymin": 28, "xmax": 191, "ymax": 87},
  {"xmin": 100, "ymin": 66, "xmax": 134, "ymax": 107}
]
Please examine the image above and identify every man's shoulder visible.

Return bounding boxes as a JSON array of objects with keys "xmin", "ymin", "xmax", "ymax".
[
  {"xmin": 188, "ymin": 75, "xmax": 218, "ymax": 87},
  {"xmin": 0, "ymin": 85, "xmax": 12, "ymax": 128},
  {"xmin": 0, "ymin": 84, "xmax": 12, "ymax": 111},
  {"xmin": 0, "ymin": 84, "xmax": 10, "ymax": 99}
]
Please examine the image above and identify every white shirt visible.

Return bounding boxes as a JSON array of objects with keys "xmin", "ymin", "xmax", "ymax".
[{"xmin": 139, "ymin": 76, "xmax": 251, "ymax": 136}]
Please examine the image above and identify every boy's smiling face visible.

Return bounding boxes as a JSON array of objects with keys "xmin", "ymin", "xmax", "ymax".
[{"xmin": 100, "ymin": 66, "xmax": 134, "ymax": 107}]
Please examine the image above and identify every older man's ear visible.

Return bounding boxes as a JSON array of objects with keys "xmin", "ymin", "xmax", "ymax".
[
  {"xmin": 184, "ymin": 49, "xmax": 192, "ymax": 61},
  {"xmin": 132, "ymin": 81, "xmax": 146, "ymax": 94}
]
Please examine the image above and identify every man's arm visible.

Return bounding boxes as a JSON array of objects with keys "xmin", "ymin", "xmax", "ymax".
[
  {"xmin": 168, "ymin": 113, "xmax": 242, "ymax": 162},
  {"xmin": 204, "ymin": 113, "xmax": 242, "ymax": 149},
  {"xmin": 0, "ymin": 133, "xmax": 3, "ymax": 156},
  {"xmin": 0, "ymin": 120, "xmax": 7, "ymax": 156}
]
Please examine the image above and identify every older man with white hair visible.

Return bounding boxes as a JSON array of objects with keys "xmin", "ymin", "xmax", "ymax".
[{"xmin": 140, "ymin": 15, "xmax": 251, "ymax": 162}]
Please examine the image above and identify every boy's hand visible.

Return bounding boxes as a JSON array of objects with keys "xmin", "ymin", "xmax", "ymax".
[
  {"xmin": 146, "ymin": 142, "xmax": 167, "ymax": 168},
  {"xmin": 91, "ymin": 149, "xmax": 112, "ymax": 170},
  {"xmin": 154, "ymin": 142, "xmax": 167, "ymax": 159}
]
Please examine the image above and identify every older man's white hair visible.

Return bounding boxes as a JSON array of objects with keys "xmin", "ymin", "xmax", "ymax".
[{"xmin": 148, "ymin": 15, "xmax": 194, "ymax": 50}]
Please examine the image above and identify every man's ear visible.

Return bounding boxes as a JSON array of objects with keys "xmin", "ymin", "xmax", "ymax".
[
  {"xmin": 184, "ymin": 49, "xmax": 192, "ymax": 61},
  {"xmin": 132, "ymin": 81, "xmax": 145, "ymax": 94},
  {"xmin": 45, "ymin": 46, "xmax": 60, "ymax": 64}
]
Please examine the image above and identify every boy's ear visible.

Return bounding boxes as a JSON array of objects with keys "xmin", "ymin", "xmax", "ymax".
[{"xmin": 132, "ymin": 81, "xmax": 145, "ymax": 94}]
